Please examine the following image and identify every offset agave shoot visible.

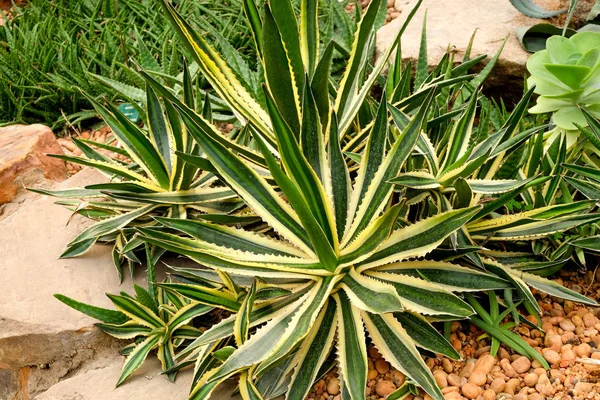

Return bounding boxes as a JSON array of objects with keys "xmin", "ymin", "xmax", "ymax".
[
  {"xmin": 388, "ymin": 87, "xmax": 600, "ymax": 307},
  {"xmin": 31, "ymin": 71, "xmax": 245, "ymax": 280}
]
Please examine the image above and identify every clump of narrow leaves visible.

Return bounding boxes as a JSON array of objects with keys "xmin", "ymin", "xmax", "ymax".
[
  {"xmin": 53, "ymin": 0, "xmax": 599, "ymax": 399},
  {"xmin": 30, "ymin": 78, "xmax": 244, "ymax": 280}
]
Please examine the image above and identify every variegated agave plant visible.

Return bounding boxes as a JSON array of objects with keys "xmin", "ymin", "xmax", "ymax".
[
  {"xmin": 122, "ymin": 1, "xmax": 597, "ymax": 400},
  {"xmin": 52, "ymin": 0, "xmax": 599, "ymax": 399},
  {"xmin": 31, "ymin": 69, "xmax": 246, "ymax": 280}
]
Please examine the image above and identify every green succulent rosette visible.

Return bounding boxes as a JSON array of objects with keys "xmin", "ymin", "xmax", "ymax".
[{"xmin": 527, "ymin": 32, "xmax": 600, "ymax": 133}]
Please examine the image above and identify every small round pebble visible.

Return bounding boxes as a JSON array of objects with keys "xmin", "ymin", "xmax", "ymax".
[
  {"xmin": 375, "ymin": 358, "xmax": 390, "ymax": 374},
  {"xmin": 375, "ymin": 380, "xmax": 396, "ymax": 397},
  {"xmin": 327, "ymin": 378, "xmax": 340, "ymax": 395},
  {"xmin": 461, "ymin": 383, "xmax": 482, "ymax": 399}
]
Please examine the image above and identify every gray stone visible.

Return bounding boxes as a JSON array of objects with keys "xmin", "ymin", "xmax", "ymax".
[
  {"xmin": 376, "ymin": 0, "xmax": 569, "ymax": 101},
  {"xmin": 37, "ymin": 357, "xmax": 239, "ymax": 400},
  {"xmin": 0, "ymin": 168, "xmax": 151, "ymax": 398}
]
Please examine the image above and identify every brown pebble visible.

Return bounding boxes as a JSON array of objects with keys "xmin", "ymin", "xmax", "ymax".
[
  {"xmin": 510, "ymin": 356, "xmax": 531, "ymax": 374},
  {"xmin": 447, "ymin": 373, "xmax": 461, "ymax": 387},
  {"xmin": 561, "ymin": 348, "xmax": 575, "ymax": 361},
  {"xmin": 490, "ymin": 377, "xmax": 506, "ymax": 393},
  {"xmin": 442, "ymin": 358, "xmax": 453, "ymax": 374},
  {"xmin": 433, "ymin": 370, "xmax": 448, "ymax": 389},
  {"xmin": 474, "ymin": 354, "xmax": 495, "ymax": 374},
  {"xmin": 523, "ymin": 373, "xmax": 538, "ymax": 387},
  {"xmin": 375, "ymin": 358, "xmax": 390, "ymax": 374},
  {"xmin": 499, "ymin": 359, "xmax": 517, "ymax": 378},
  {"xmin": 368, "ymin": 369, "xmax": 378, "ymax": 380},
  {"xmin": 505, "ymin": 378, "xmax": 520, "ymax": 395},
  {"xmin": 482, "ymin": 389, "xmax": 496, "ymax": 400},
  {"xmin": 535, "ymin": 374, "xmax": 554, "ymax": 396},
  {"xmin": 559, "ymin": 319, "xmax": 576, "ymax": 332},
  {"xmin": 575, "ymin": 343, "xmax": 592, "ymax": 357},
  {"xmin": 459, "ymin": 361, "xmax": 475, "ymax": 379},
  {"xmin": 391, "ymin": 369, "xmax": 405, "ymax": 387},
  {"xmin": 584, "ymin": 313, "xmax": 598, "ymax": 328},
  {"xmin": 327, "ymin": 378, "xmax": 340, "ymax": 395},
  {"xmin": 374, "ymin": 380, "xmax": 396, "ymax": 397},
  {"xmin": 542, "ymin": 349, "xmax": 560, "ymax": 364},
  {"xmin": 574, "ymin": 381, "xmax": 593, "ymax": 395},
  {"xmin": 461, "ymin": 383, "xmax": 482, "ymax": 399},
  {"xmin": 368, "ymin": 345, "xmax": 381, "ymax": 359},
  {"xmin": 468, "ymin": 371, "xmax": 486, "ymax": 386},
  {"xmin": 474, "ymin": 346, "xmax": 491, "ymax": 358}
]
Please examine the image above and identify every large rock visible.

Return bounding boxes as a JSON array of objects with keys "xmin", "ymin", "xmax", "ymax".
[
  {"xmin": 0, "ymin": 168, "xmax": 151, "ymax": 397},
  {"xmin": 37, "ymin": 357, "xmax": 239, "ymax": 400},
  {"xmin": 0, "ymin": 166, "xmax": 237, "ymax": 398},
  {"xmin": 0, "ymin": 124, "xmax": 67, "ymax": 204},
  {"xmin": 377, "ymin": 0, "xmax": 571, "ymax": 101}
]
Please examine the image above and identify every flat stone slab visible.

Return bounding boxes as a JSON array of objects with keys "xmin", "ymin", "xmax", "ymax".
[
  {"xmin": 0, "ymin": 124, "xmax": 67, "ymax": 204},
  {"xmin": 0, "ymin": 168, "xmax": 143, "ymax": 368},
  {"xmin": 37, "ymin": 357, "xmax": 239, "ymax": 400},
  {"xmin": 376, "ymin": 0, "xmax": 573, "ymax": 100}
]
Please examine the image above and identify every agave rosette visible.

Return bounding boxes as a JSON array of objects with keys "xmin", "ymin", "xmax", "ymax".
[{"xmin": 127, "ymin": 1, "xmax": 598, "ymax": 399}]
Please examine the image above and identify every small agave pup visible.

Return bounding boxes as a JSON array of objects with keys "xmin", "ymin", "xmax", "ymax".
[{"xmin": 527, "ymin": 31, "xmax": 600, "ymax": 152}]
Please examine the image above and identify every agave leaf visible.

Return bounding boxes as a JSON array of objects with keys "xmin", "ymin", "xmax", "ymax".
[
  {"xmin": 286, "ymin": 299, "xmax": 337, "ymax": 400},
  {"xmin": 328, "ymin": 112, "xmax": 352, "ymax": 239},
  {"xmin": 174, "ymin": 106, "xmax": 312, "ymax": 255},
  {"xmin": 394, "ymin": 312, "xmax": 460, "ymax": 359},
  {"xmin": 300, "ymin": 0, "xmax": 319, "ymax": 76},
  {"xmin": 103, "ymin": 186, "xmax": 236, "ymax": 205},
  {"xmin": 263, "ymin": 88, "xmax": 337, "ymax": 249},
  {"xmin": 255, "ymin": 276, "xmax": 337, "ymax": 376},
  {"xmin": 571, "ymin": 235, "xmax": 600, "ymax": 252},
  {"xmin": 168, "ymin": 302, "xmax": 213, "ymax": 332},
  {"xmin": 362, "ymin": 312, "xmax": 442, "ymax": 400},
  {"xmin": 358, "ymin": 207, "xmax": 479, "ymax": 270},
  {"xmin": 96, "ymin": 322, "xmax": 152, "ymax": 339},
  {"xmin": 262, "ymin": 3, "xmax": 302, "ymax": 137},
  {"xmin": 441, "ymin": 93, "xmax": 478, "ymax": 172},
  {"xmin": 563, "ymin": 176, "xmax": 600, "ymax": 200},
  {"xmin": 54, "ymin": 294, "xmax": 128, "ymax": 324},
  {"xmin": 48, "ymin": 154, "xmax": 161, "ymax": 190},
  {"xmin": 116, "ymin": 335, "xmax": 161, "ymax": 387},
  {"xmin": 344, "ymin": 93, "xmax": 434, "ymax": 243},
  {"xmin": 522, "ymin": 272, "xmax": 597, "ymax": 305},
  {"xmin": 207, "ymin": 288, "xmax": 313, "ymax": 383},
  {"xmin": 510, "ymin": 0, "xmax": 567, "ymax": 18},
  {"xmin": 341, "ymin": 268, "xmax": 404, "ymax": 313},
  {"xmin": 158, "ymin": 283, "xmax": 240, "ymax": 312},
  {"xmin": 374, "ymin": 260, "xmax": 510, "ymax": 292},
  {"xmin": 334, "ymin": 292, "xmax": 368, "ymax": 400},
  {"xmin": 389, "ymin": 172, "xmax": 441, "ymax": 189},
  {"xmin": 562, "ymin": 163, "xmax": 600, "ymax": 182},
  {"xmin": 107, "ymin": 293, "xmax": 164, "ymax": 328},
  {"xmin": 61, "ymin": 204, "xmax": 156, "ymax": 258},
  {"xmin": 369, "ymin": 272, "xmax": 474, "ymax": 317},
  {"xmin": 87, "ymin": 96, "xmax": 170, "ymax": 188},
  {"xmin": 472, "ymin": 213, "xmax": 600, "ymax": 240},
  {"xmin": 155, "ymin": 217, "xmax": 306, "ymax": 257}
]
